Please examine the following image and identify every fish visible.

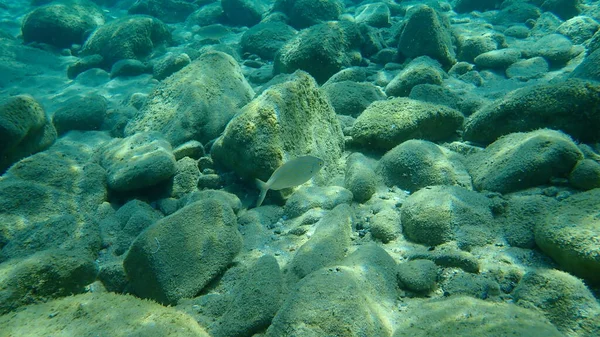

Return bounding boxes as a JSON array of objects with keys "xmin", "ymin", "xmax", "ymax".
[{"xmin": 255, "ymin": 155, "xmax": 325, "ymax": 207}]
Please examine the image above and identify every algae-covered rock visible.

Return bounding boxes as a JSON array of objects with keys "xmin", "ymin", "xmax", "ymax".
[
  {"xmin": 401, "ymin": 186, "xmax": 497, "ymax": 248},
  {"xmin": 123, "ymin": 199, "xmax": 242, "ymax": 304},
  {"xmin": 80, "ymin": 15, "xmax": 171, "ymax": 68},
  {"xmin": 0, "ymin": 292, "xmax": 210, "ymax": 337},
  {"xmin": 467, "ymin": 129, "xmax": 582, "ymax": 193},
  {"xmin": 344, "ymin": 152, "xmax": 377, "ymax": 203},
  {"xmin": 268, "ymin": 244, "xmax": 397, "ymax": 337},
  {"xmin": 210, "ymin": 255, "xmax": 283, "ymax": 337},
  {"xmin": 125, "ymin": 51, "xmax": 254, "ymax": 146},
  {"xmin": 283, "ymin": 204, "xmax": 352, "ymax": 287},
  {"xmin": 0, "ymin": 95, "xmax": 56, "ymax": 173},
  {"xmin": 211, "ymin": 70, "xmax": 344, "ymax": 183},
  {"xmin": 273, "ymin": 0, "xmax": 343, "ymax": 29},
  {"xmin": 535, "ymin": 188, "xmax": 600, "ymax": 285},
  {"xmin": 392, "ymin": 296, "xmax": 563, "ymax": 337},
  {"xmin": 464, "ymin": 79, "xmax": 600, "ymax": 144},
  {"xmin": 513, "ymin": 269, "xmax": 600, "ymax": 336},
  {"xmin": 21, "ymin": 0, "xmax": 105, "ymax": 48},
  {"xmin": 377, "ymin": 140, "xmax": 472, "ymax": 192},
  {"xmin": 274, "ymin": 21, "xmax": 362, "ymax": 83},
  {"xmin": 350, "ymin": 98, "xmax": 464, "ymax": 152},
  {"xmin": 397, "ymin": 5, "xmax": 456, "ymax": 68},
  {"xmin": 99, "ymin": 132, "xmax": 177, "ymax": 192},
  {"xmin": 0, "ymin": 249, "xmax": 97, "ymax": 314}
]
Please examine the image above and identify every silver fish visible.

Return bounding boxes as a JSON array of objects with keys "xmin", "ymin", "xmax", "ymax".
[{"xmin": 255, "ymin": 155, "xmax": 324, "ymax": 207}]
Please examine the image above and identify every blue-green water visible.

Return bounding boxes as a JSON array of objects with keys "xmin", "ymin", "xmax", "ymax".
[{"xmin": 0, "ymin": 0, "xmax": 599, "ymax": 336}]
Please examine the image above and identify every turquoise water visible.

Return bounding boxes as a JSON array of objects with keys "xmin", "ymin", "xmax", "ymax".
[{"xmin": 0, "ymin": 0, "xmax": 599, "ymax": 336}]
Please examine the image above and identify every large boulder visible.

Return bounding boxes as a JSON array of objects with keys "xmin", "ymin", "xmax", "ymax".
[
  {"xmin": 273, "ymin": 0, "xmax": 343, "ymax": 29},
  {"xmin": 211, "ymin": 70, "xmax": 344, "ymax": 183},
  {"xmin": 0, "ymin": 292, "xmax": 210, "ymax": 336},
  {"xmin": 268, "ymin": 244, "xmax": 398, "ymax": 337},
  {"xmin": 376, "ymin": 140, "xmax": 472, "ymax": 192},
  {"xmin": 21, "ymin": 0, "xmax": 105, "ymax": 48},
  {"xmin": 350, "ymin": 97, "xmax": 464, "ymax": 152},
  {"xmin": 80, "ymin": 15, "xmax": 171, "ymax": 68},
  {"xmin": 570, "ymin": 48, "xmax": 600, "ymax": 82},
  {"xmin": 513, "ymin": 269, "xmax": 600, "ymax": 335},
  {"xmin": 464, "ymin": 79, "xmax": 600, "ymax": 144},
  {"xmin": 535, "ymin": 189, "xmax": 600, "ymax": 285},
  {"xmin": 401, "ymin": 186, "xmax": 497, "ymax": 248},
  {"xmin": 467, "ymin": 129, "xmax": 582, "ymax": 193},
  {"xmin": 99, "ymin": 132, "xmax": 177, "ymax": 192},
  {"xmin": 0, "ymin": 95, "xmax": 56, "ymax": 173},
  {"xmin": 221, "ymin": 0, "xmax": 268, "ymax": 27},
  {"xmin": 392, "ymin": 296, "xmax": 563, "ymax": 337},
  {"xmin": 240, "ymin": 22, "xmax": 297, "ymax": 60},
  {"xmin": 0, "ymin": 249, "xmax": 97, "ymax": 314},
  {"xmin": 397, "ymin": 5, "xmax": 455, "ymax": 68},
  {"xmin": 123, "ymin": 199, "xmax": 242, "ymax": 304},
  {"xmin": 125, "ymin": 51, "xmax": 255, "ymax": 146},
  {"xmin": 128, "ymin": 0, "xmax": 198, "ymax": 23},
  {"xmin": 0, "ymin": 132, "xmax": 108, "ymax": 260},
  {"xmin": 274, "ymin": 21, "xmax": 362, "ymax": 84}
]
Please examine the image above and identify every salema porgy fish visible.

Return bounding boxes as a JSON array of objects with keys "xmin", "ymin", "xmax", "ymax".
[{"xmin": 255, "ymin": 155, "xmax": 324, "ymax": 207}]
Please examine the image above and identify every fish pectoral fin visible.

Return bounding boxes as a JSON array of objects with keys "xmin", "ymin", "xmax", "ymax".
[{"xmin": 255, "ymin": 179, "xmax": 269, "ymax": 208}]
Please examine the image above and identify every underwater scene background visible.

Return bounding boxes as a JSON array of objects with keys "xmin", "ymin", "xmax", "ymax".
[{"xmin": 0, "ymin": 0, "xmax": 600, "ymax": 336}]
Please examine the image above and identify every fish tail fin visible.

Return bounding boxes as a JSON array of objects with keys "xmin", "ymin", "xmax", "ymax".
[{"xmin": 255, "ymin": 179, "xmax": 268, "ymax": 207}]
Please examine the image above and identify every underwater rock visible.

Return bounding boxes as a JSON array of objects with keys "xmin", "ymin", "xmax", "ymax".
[
  {"xmin": 283, "ymin": 185, "xmax": 353, "ymax": 218},
  {"xmin": 221, "ymin": 0, "xmax": 268, "ymax": 27},
  {"xmin": 0, "ymin": 292, "xmax": 211, "ymax": 336},
  {"xmin": 397, "ymin": 5, "xmax": 456, "ymax": 68},
  {"xmin": 473, "ymin": 48, "xmax": 521, "ymax": 69},
  {"xmin": 152, "ymin": 53, "xmax": 191, "ymax": 80},
  {"xmin": 128, "ymin": 0, "xmax": 198, "ymax": 23},
  {"xmin": 21, "ymin": 0, "xmax": 105, "ymax": 48},
  {"xmin": 396, "ymin": 259, "xmax": 438, "ymax": 293},
  {"xmin": 401, "ymin": 186, "xmax": 497, "ymax": 248},
  {"xmin": 569, "ymin": 159, "xmax": 600, "ymax": 190},
  {"xmin": 283, "ymin": 204, "xmax": 352, "ymax": 287},
  {"xmin": 211, "ymin": 70, "xmax": 344, "ymax": 183},
  {"xmin": 273, "ymin": 0, "xmax": 343, "ymax": 29},
  {"xmin": 125, "ymin": 51, "xmax": 254, "ymax": 146},
  {"xmin": 505, "ymin": 56, "xmax": 549, "ymax": 80},
  {"xmin": 467, "ymin": 129, "xmax": 582, "ymax": 193},
  {"xmin": 321, "ymin": 80, "xmax": 386, "ymax": 117},
  {"xmin": 124, "ymin": 199, "xmax": 242, "ymax": 305},
  {"xmin": 109, "ymin": 59, "xmax": 150, "ymax": 78},
  {"xmin": 99, "ymin": 132, "xmax": 176, "ymax": 192},
  {"xmin": 240, "ymin": 22, "xmax": 297, "ymax": 61},
  {"xmin": 210, "ymin": 255, "xmax": 283, "ymax": 337},
  {"xmin": 385, "ymin": 56, "xmax": 445, "ymax": 97},
  {"xmin": 392, "ymin": 296, "xmax": 563, "ymax": 337},
  {"xmin": 274, "ymin": 21, "xmax": 362, "ymax": 84},
  {"xmin": 513, "ymin": 269, "xmax": 600, "ymax": 335},
  {"xmin": 80, "ymin": 15, "xmax": 171, "ymax": 68},
  {"xmin": 377, "ymin": 140, "xmax": 472, "ymax": 191},
  {"xmin": 556, "ymin": 15, "xmax": 599, "ymax": 44},
  {"xmin": 350, "ymin": 98, "xmax": 464, "ymax": 152},
  {"xmin": 464, "ymin": 79, "xmax": 600, "ymax": 144},
  {"xmin": 369, "ymin": 207, "xmax": 400, "ymax": 244},
  {"xmin": 540, "ymin": 0, "xmax": 582, "ymax": 20},
  {"xmin": 535, "ymin": 188, "xmax": 600, "ymax": 285},
  {"xmin": 355, "ymin": 2, "xmax": 391, "ymax": 28},
  {"xmin": 0, "ymin": 95, "xmax": 56, "ymax": 173},
  {"xmin": 269, "ymin": 244, "xmax": 397, "ymax": 337},
  {"xmin": 344, "ymin": 152, "xmax": 377, "ymax": 203},
  {"xmin": 0, "ymin": 249, "xmax": 98, "ymax": 314},
  {"xmin": 52, "ymin": 94, "xmax": 107, "ymax": 135},
  {"xmin": 570, "ymin": 48, "xmax": 600, "ymax": 81}
]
